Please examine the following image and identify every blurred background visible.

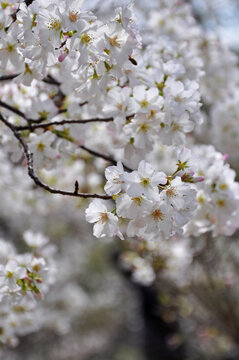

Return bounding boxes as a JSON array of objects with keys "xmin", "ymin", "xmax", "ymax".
[{"xmin": 191, "ymin": 0, "xmax": 239, "ymax": 51}]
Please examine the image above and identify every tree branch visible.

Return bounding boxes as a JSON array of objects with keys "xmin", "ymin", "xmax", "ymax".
[
  {"xmin": 15, "ymin": 117, "xmax": 114, "ymax": 130},
  {"xmin": 0, "ymin": 99, "xmax": 117, "ymax": 127},
  {"xmin": 0, "ymin": 74, "xmax": 60, "ymax": 86},
  {"xmin": 42, "ymin": 75, "xmax": 60, "ymax": 86},
  {"xmin": 0, "ymin": 113, "xmax": 112, "ymax": 200},
  {"xmin": 80, "ymin": 145, "xmax": 132, "ymax": 172},
  {"xmin": 0, "ymin": 99, "xmax": 67, "ymax": 128},
  {"xmin": 25, "ymin": 0, "xmax": 35, "ymax": 6},
  {"xmin": 0, "ymin": 74, "xmax": 20, "ymax": 81},
  {"xmin": 0, "ymin": 100, "xmax": 27, "ymax": 120}
]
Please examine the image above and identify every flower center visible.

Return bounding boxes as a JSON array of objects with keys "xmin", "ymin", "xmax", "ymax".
[
  {"xmin": 81, "ymin": 33, "xmax": 91, "ymax": 44},
  {"xmin": 174, "ymin": 96, "xmax": 182, "ymax": 103},
  {"xmin": 132, "ymin": 197, "xmax": 142, "ymax": 206},
  {"xmin": 69, "ymin": 11, "xmax": 78, "ymax": 22},
  {"xmin": 151, "ymin": 209, "xmax": 164, "ymax": 221},
  {"xmin": 149, "ymin": 110, "xmax": 156, "ymax": 118},
  {"xmin": 37, "ymin": 142, "xmax": 45, "ymax": 152},
  {"xmin": 197, "ymin": 195, "xmax": 205, "ymax": 204},
  {"xmin": 172, "ymin": 123, "xmax": 181, "ymax": 132},
  {"xmin": 139, "ymin": 123, "xmax": 149, "ymax": 132},
  {"xmin": 33, "ymin": 264, "xmax": 40, "ymax": 272},
  {"xmin": 109, "ymin": 36, "xmax": 120, "ymax": 47},
  {"xmin": 100, "ymin": 212, "xmax": 109, "ymax": 223},
  {"xmin": 38, "ymin": 110, "xmax": 50, "ymax": 120},
  {"xmin": 216, "ymin": 199, "xmax": 226, "ymax": 207},
  {"xmin": 48, "ymin": 18, "xmax": 61, "ymax": 31},
  {"xmin": 140, "ymin": 100, "xmax": 148, "ymax": 108},
  {"xmin": 7, "ymin": 271, "xmax": 13, "ymax": 278},
  {"xmin": 219, "ymin": 183, "xmax": 228, "ymax": 190},
  {"xmin": 6, "ymin": 42, "xmax": 15, "ymax": 52},
  {"xmin": 166, "ymin": 187, "xmax": 177, "ymax": 197},
  {"xmin": 141, "ymin": 177, "xmax": 150, "ymax": 187}
]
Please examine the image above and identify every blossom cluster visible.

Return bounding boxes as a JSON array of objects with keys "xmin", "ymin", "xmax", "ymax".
[
  {"xmin": 1, "ymin": 0, "xmax": 140, "ymax": 88},
  {"xmin": 1, "ymin": 0, "xmax": 239, "ymax": 247},
  {"xmin": 0, "ymin": 0, "xmax": 204, "ymax": 172},
  {"xmin": 86, "ymin": 151, "xmax": 201, "ymax": 241},
  {"xmin": 0, "ymin": 231, "xmax": 55, "ymax": 346},
  {"xmin": 186, "ymin": 146, "xmax": 239, "ymax": 237}
]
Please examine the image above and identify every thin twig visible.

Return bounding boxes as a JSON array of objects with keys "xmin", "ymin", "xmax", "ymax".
[
  {"xmin": 0, "ymin": 100, "xmax": 26, "ymax": 119},
  {"xmin": 80, "ymin": 145, "xmax": 132, "ymax": 172},
  {"xmin": 0, "ymin": 74, "xmax": 20, "ymax": 81},
  {"xmin": 0, "ymin": 99, "xmax": 130, "ymax": 128},
  {"xmin": 0, "ymin": 74, "xmax": 60, "ymax": 86},
  {"xmin": 15, "ymin": 117, "xmax": 115, "ymax": 130},
  {"xmin": 14, "ymin": 116, "xmax": 133, "ymax": 171},
  {"xmin": 42, "ymin": 75, "xmax": 60, "ymax": 86},
  {"xmin": 25, "ymin": 0, "xmax": 35, "ymax": 6},
  {"xmin": 0, "ymin": 99, "xmax": 67, "ymax": 126},
  {"xmin": 0, "ymin": 113, "xmax": 112, "ymax": 200}
]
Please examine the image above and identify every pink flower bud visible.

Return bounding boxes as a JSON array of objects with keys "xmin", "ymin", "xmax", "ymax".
[
  {"xmin": 223, "ymin": 154, "xmax": 229, "ymax": 162},
  {"xmin": 58, "ymin": 51, "xmax": 67, "ymax": 63},
  {"xmin": 193, "ymin": 176, "xmax": 205, "ymax": 183}
]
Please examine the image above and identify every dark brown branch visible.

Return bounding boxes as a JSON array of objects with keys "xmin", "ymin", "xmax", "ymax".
[
  {"xmin": 0, "ymin": 99, "xmax": 120, "ymax": 128},
  {"xmin": 25, "ymin": 0, "xmax": 35, "ymax": 6},
  {"xmin": 0, "ymin": 100, "xmax": 27, "ymax": 119},
  {"xmin": 13, "ymin": 111, "xmax": 135, "ymax": 130},
  {"xmin": 42, "ymin": 75, "xmax": 60, "ymax": 86},
  {"xmin": 13, "ymin": 115, "xmax": 133, "ymax": 172},
  {"xmin": 0, "ymin": 113, "xmax": 112, "ymax": 200},
  {"xmin": 80, "ymin": 145, "xmax": 132, "ymax": 172},
  {"xmin": 0, "ymin": 73, "xmax": 60, "ymax": 86},
  {"xmin": 0, "ymin": 74, "xmax": 20, "ymax": 81},
  {"xmin": 15, "ymin": 117, "xmax": 114, "ymax": 130},
  {"xmin": 25, "ymin": 109, "xmax": 67, "ymax": 125},
  {"xmin": 0, "ymin": 100, "xmax": 69, "ymax": 125},
  {"xmin": 79, "ymin": 101, "xmax": 88, "ymax": 107},
  {"xmin": 11, "ymin": 117, "xmax": 133, "ymax": 172}
]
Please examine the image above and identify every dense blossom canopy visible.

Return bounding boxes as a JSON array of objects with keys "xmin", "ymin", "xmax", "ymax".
[{"xmin": 1, "ymin": 0, "xmax": 239, "ymax": 355}]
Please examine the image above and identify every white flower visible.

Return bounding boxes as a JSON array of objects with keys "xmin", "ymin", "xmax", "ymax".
[
  {"xmin": 104, "ymin": 161, "xmax": 125, "ymax": 196},
  {"xmin": 133, "ymin": 85, "xmax": 163, "ymax": 113},
  {"xmin": 124, "ymin": 113, "xmax": 157, "ymax": 150},
  {"xmin": 160, "ymin": 176, "xmax": 196, "ymax": 211},
  {"xmin": 26, "ymin": 99, "xmax": 58, "ymax": 121},
  {"xmin": 159, "ymin": 112, "xmax": 194, "ymax": 145},
  {"xmin": 28, "ymin": 131, "xmax": 58, "ymax": 168},
  {"xmin": 85, "ymin": 199, "xmax": 124, "ymax": 239},
  {"xmin": 144, "ymin": 201, "xmax": 173, "ymax": 239},
  {"xmin": 124, "ymin": 160, "xmax": 167, "ymax": 199},
  {"xmin": 116, "ymin": 194, "xmax": 151, "ymax": 219},
  {"xmin": 0, "ymin": 259, "xmax": 27, "ymax": 292},
  {"xmin": 23, "ymin": 230, "xmax": 49, "ymax": 249},
  {"xmin": 132, "ymin": 259, "xmax": 155, "ymax": 286},
  {"xmin": 185, "ymin": 145, "xmax": 239, "ymax": 237},
  {"xmin": 30, "ymin": 257, "xmax": 47, "ymax": 281},
  {"xmin": 164, "ymin": 78, "xmax": 201, "ymax": 118},
  {"xmin": 103, "ymin": 86, "xmax": 135, "ymax": 126}
]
